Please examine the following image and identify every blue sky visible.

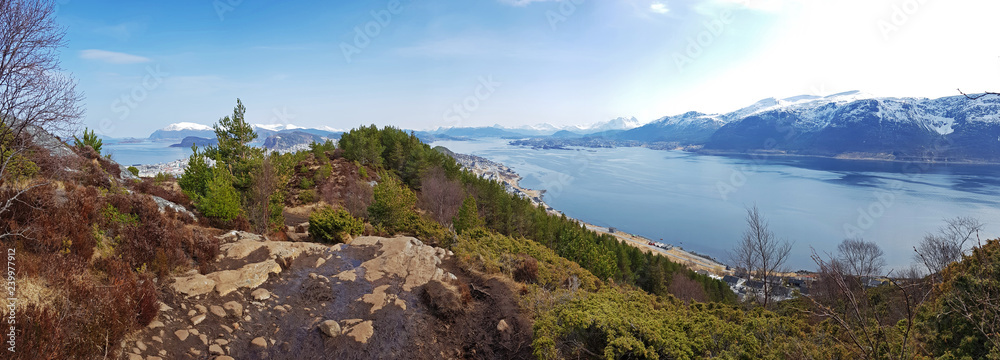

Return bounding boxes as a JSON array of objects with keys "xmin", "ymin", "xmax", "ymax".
[{"xmin": 56, "ymin": 0, "xmax": 1000, "ymax": 138}]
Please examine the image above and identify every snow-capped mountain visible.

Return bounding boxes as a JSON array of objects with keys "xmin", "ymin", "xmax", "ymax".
[
  {"xmin": 149, "ymin": 123, "xmax": 217, "ymax": 141},
  {"xmin": 571, "ymin": 116, "xmax": 642, "ymax": 133},
  {"xmin": 252, "ymin": 123, "xmax": 304, "ymax": 132},
  {"xmin": 618, "ymin": 112, "xmax": 727, "ymax": 143},
  {"xmin": 702, "ymin": 92, "xmax": 1000, "ymax": 160},
  {"xmin": 162, "ymin": 122, "xmax": 213, "ymax": 132},
  {"xmin": 592, "ymin": 91, "xmax": 1000, "ymax": 160}
]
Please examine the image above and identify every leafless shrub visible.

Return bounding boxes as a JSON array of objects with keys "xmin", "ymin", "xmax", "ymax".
[
  {"xmin": 248, "ymin": 155, "xmax": 279, "ymax": 234},
  {"xmin": 668, "ymin": 272, "xmax": 708, "ymax": 304},
  {"xmin": 341, "ymin": 172, "xmax": 373, "ymax": 219},
  {"xmin": 418, "ymin": 166, "xmax": 464, "ymax": 226},
  {"xmin": 914, "ymin": 216, "xmax": 983, "ymax": 281}
]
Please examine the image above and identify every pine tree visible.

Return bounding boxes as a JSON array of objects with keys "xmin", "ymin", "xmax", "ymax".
[
  {"xmin": 179, "ymin": 144, "xmax": 212, "ymax": 198},
  {"xmin": 453, "ymin": 196, "xmax": 483, "ymax": 234},
  {"xmin": 205, "ymin": 99, "xmax": 262, "ymax": 190}
]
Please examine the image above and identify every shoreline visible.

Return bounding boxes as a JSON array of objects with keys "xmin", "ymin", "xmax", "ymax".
[
  {"xmin": 693, "ymin": 149, "xmax": 1000, "ymax": 166},
  {"xmin": 450, "ymin": 152, "xmax": 733, "ymax": 277}
]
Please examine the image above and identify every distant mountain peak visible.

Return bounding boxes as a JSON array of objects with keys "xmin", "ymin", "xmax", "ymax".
[
  {"xmin": 252, "ymin": 123, "xmax": 303, "ymax": 131},
  {"xmin": 162, "ymin": 122, "xmax": 212, "ymax": 131}
]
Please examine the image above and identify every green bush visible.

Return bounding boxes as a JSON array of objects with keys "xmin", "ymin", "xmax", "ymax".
[
  {"xmin": 368, "ymin": 172, "xmax": 417, "ymax": 231},
  {"xmin": 356, "ymin": 161, "xmax": 368, "ymax": 179},
  {"xmin": 309, "ymin": 207, "xmax": 364, "ymax": 243},
  {"xmin": 454, "ymin": 229, "xmax": 599, "ymax": 292},
  {"xmin": 532, "ymin": 287, "xmax": 830, "ymax": 360},
  {"xmin": 299, "ymin": 189, "xmax": 316, "ymax": 204},
  {"xmin": 310, "ymin": 140, "xmax": 336, "ymax": 161},
  {"xmin": 299, "ymin": 177, "xmax": 315, "ymax": 189},
  {"xmin": 195, "ymin": 167, "xmax": 242, "ymax": 221},
  {"xmin": 179, "ymin": 146, "xmax": 212, "ymax": 198},
  {"xmin": 0, "ymin": 148, "xmax": 39, "ymax": 182},
  {"xmin": 126, "ymin": 166, "xmax": 139, "ymax": 177},
  {"xmin": 153, "ymin": 172, "xmax": 173, "ymax": 185},
  {"xmin": 315, "ymin": 163, "xmax": 332, "ymax": 183}
]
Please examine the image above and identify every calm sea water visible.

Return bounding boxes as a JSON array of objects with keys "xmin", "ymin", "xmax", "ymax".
[
  {"xmin": 432, "ymin": 139, "xmax": 1000, "ymax": 270},
  {"xmin": 103, "ymin": 140, "xmax": 193, "ymax": 166}
]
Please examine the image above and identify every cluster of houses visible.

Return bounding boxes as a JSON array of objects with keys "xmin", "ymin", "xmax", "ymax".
[
  {"xmin": 454, "ymin": 153, "xmax": 556, "ymax": 212},
  {"xmin": 721, "ymin": 272, "xmax": 815, "ymax": 301},
  {"xmin": 720, "ymin": 271, "xmax": 893, "ymax": 302}
]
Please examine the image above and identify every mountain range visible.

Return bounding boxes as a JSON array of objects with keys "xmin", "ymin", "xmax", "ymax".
[{"xmin": 514, "ymin": 91, "xmax": 1000, "ymax": 162}]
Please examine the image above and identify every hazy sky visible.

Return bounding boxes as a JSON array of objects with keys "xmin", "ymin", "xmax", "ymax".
[{"xmin": 57, "ymin": 0, "xmax": 1000, "ymax": 138}]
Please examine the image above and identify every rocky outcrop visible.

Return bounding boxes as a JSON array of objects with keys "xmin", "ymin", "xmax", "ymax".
[
  {"xmin": 151, "ymin": 195, "xmax": 196, "ymax": 220},
  {"xmin": 139, "ymin": 232, "xmax": 465, "ymax": 359},
  {"xmin": 170, "ymin": 233, "xmax": 329, "ymax": 298}
]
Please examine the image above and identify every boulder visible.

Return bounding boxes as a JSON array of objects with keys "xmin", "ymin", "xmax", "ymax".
[
  {"xmin": 251, "ymin": 288, "xmax": 271, "ymax": 301},
  {"xmin": 223, "ymin": 301, "xmax": 243, "ymax": 318},
  {"xmin": 318, "ymin": 320, "xmax": 341, "ymax": 338},
  {"xmin": 170, "ymin": 274, "xmax": 216, "ymax": 297},
  {"xmin": 174, "ymin": 330, "xmax": 190, "ymax": 341}
]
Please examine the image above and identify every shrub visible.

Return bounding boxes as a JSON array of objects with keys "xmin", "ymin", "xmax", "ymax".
[
  {"xmin": 315, "ymin": 163, "xmax": 332, "ymax": 183},
  {"xmin": 454, "ymin": 229, "xmax": 600, "ymax": 292},
  {"xmin": 309, "ymin": 206, "xmax": 364, "ymax": 243},
  {"xmin": 178, "ymin": 145, "xmax": 212, "ymax": 198},
  {"xmin": 356, "ymin": 161, "xmax": 369, "ymax": 179},
  {"xmin": 195, "ymin": 167, "xmax": 242, "ymax": 221},
  {"xmin": 368, "ymin": 172, "xmax": 417, "ymax": 231},
  {"xmin": 126, "ymin": 166, "xmax": 139, "ymax": 177},
  {"xmin": 153, "ymin": 172, "xmax": 173, "ymax": 185},
  {"xmin": 299, "ymin": 177, "xmax": 315, "ymax": 189},
  {"xmin": 299, "ymin": 189, "xmax": 317, "ymax": 204},
  {"xmin": 513, "ymin": 254, "xmax": 539, "ymax": 283},
  {"xmin": 0, "ymin": 149, "xmax": 39, "ymax": 182}
]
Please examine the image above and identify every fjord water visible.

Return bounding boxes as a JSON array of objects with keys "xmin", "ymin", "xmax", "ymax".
[{"xmin": 433, "ymin": 139, "xmax": 1000, "ymax": 270}]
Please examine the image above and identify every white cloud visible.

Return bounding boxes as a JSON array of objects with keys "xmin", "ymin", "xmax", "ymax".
[
  {"xmin": 80, "ymin": 49, "xmax": 151, "ymax": 64},
  {"xmin": 650, "ymin": 2, "xmax": 669, "ymax": 14}
]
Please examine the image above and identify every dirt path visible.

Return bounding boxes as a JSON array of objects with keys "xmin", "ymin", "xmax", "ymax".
[{"xmin": 121, "ymin": 233, "xmax": 531, "ymax": 360}]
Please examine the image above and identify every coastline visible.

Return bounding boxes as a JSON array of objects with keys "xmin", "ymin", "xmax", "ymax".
[
  {"xmin": 451, "ymin": 152, "xmax": 733, "ymax": 278},
  {"xmin": 693, "ymin": 149, "xmax": 1000, "ymax": 166}
]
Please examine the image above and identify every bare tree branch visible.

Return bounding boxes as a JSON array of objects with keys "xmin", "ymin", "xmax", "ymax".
[
  {"xmin": 958, "ymin": 88, "xmax": 1000, "ymax": 100},
  {"xmin": 0, "ymin": 0, "xmax": 82, "ymax": 240}
]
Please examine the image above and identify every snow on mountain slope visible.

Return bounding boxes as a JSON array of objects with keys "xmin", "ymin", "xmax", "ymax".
[
  {"xmin": 252, "ymin": 123, "xmax": 304, "ymax": 131},
  {"xmin": 162, "ymin": 122, "xmax": 212, "ymax": 131},
  {"xmin": 576, "ymin": 117, "xmax": 642, "ymax": 132}
]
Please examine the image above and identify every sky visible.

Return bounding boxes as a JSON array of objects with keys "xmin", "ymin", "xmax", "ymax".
[{"xmin": 55, "ymin": 0, "xmax": 1000, "ymax": 138}]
